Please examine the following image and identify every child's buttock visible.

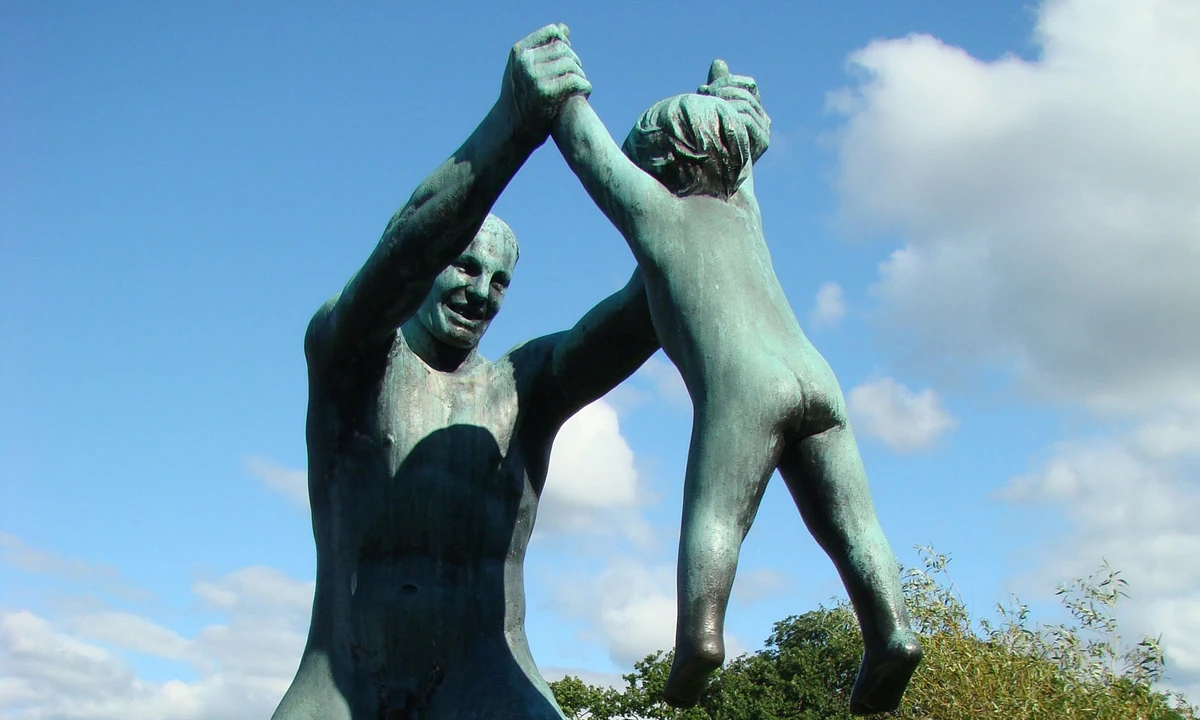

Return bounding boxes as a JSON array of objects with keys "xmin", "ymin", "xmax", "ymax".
[{"xmin": 692, "ymin": 339, "xmax": 846, "ymax": 439}]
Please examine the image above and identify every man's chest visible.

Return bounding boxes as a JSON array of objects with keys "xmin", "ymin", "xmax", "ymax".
[
  {"xmin": 374, "ymin": 351, "xmax": 523, "ymax": 464},
  {"xmin": 322, "ymin": 351, "xmax": 536, "ymax": 555}
]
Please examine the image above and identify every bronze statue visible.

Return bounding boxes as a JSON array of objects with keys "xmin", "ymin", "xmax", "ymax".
[
  {"xmin": 552, "ymin": 58, "xmax": 921, "ymax": 715},
  {"xmin": 272, "ymin": 25, "xmax": 657, "ymax": 720},
  {"xmin": 274, "ymin": 24, "xmax": 919, "ymax": 719}
]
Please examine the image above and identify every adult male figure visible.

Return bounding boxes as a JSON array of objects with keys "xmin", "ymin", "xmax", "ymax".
[{"xmin": 270, "ymin": 25, "xmax": 660, "ymax": 720}]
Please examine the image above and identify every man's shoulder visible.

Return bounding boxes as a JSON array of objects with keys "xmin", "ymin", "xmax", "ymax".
[
  {"xmin": 498, "ymin": 332, "xmax": 563, "ymax": 370},
  {"xmin": 304, "ymin": 296, "xmax": 340, "ymax": 356},
  {"xmin": 306, "ymin": 298, "xmax": 401, "ymax": 384},
  {"xmin": 494, "ymin": 332, "xmax": 573, "ymax": 403},
  {"xmin": 494, "ymin": 333, "xmax": 572, "ymax": 436}
]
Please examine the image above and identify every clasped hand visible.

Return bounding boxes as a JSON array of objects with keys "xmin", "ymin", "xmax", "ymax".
[
  {"xmin": 501, "ymin": 24, "xmax": 590, "ymax": 144},
  {"xmin": 502, "ymin": 25, "xmax": 769, "ymax": 161}
]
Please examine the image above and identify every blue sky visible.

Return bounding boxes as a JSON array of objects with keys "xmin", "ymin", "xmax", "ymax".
[{"xmin": 4, "ymin": 0, "xmax": 1200, "ymax": 716}]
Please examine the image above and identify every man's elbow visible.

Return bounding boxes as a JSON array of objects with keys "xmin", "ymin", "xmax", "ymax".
[{"xmin": 304, "ymin": 297, "xmax": 338, "ymax": 363}]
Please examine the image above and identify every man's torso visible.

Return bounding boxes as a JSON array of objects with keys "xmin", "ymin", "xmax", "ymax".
[{"xmin": 303, "ymin": 331, "xmax": 560, "ymax": 698}]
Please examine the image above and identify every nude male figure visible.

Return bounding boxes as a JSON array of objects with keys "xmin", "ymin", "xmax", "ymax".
[
  {"xmin": 552, "ymin": 60, "xmax": 921, "ymax": 715},
  {"xmin": 270, "ymin": 25, "xmax": 659, "ymax": 720}
]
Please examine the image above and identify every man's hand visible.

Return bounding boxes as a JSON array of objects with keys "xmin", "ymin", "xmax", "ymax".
[
  {"xmin": 698, "ymin": 59, "xmax": 770, "ymax": 162},
  {"xmin": 501, "ymin": 24, "xmax": 592, "ymax": 146}
]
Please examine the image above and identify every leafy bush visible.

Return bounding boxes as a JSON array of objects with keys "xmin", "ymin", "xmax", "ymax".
[{"xmin": 550, "ymin": 548, "xmax": 1196, "ymax": 719}]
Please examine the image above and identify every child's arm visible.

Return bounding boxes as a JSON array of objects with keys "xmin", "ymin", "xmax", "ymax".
[{"xmin": 551, "ymin": 96, "xmax": 676, "ymax": 251}]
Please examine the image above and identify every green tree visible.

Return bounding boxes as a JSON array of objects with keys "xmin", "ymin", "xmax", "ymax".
[
  {"xmin": 551, "ymin": 548, "xmax": 1197, "ymax": 719},
  {"xmin": 549, "ymin": 673, "xmax": 619, "ymax": 719},
  {"xmin": 898, "ymin": 547, "xmax": 1194, "ymax": 719},
  {"xmin": 702, "ymin": 605, "xmax": 859, "ymax": 720}
]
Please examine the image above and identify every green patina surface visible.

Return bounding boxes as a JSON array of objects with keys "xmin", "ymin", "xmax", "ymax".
[
  {"xmin": 552, "ymin": 59, "xmax": 920, "ymax": 715},
  {"xmin": 274, "ymin": 26, "xmax": 918, "ymax": 720}
]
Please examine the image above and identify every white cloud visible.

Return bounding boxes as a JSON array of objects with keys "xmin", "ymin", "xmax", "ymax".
[
  {"xmin": 187, "ymin": 567, "xmax": 312, "ymax": 684},
  {"xmin": 1, "ymin": 611, "xmax": 133, "ymax": 699},
  {"xmin": 544, "ymin": 401, "xmax": 638, "ymax": 510},
  {"xmin": 550, "ymin": 556, "xmax": 759, "ymax": 669},
  {"xmin": 999, "ymin": 415, "xmax": 1200, "ymax": 696},
  {"xmin": 0, "ymin": 610, "xmax": 203, "ymax": 720},
  {"xmin": 552, "ymin": 558, "xmax": 678, "ymax": 667},
  {"xmin": 537, "ymin": 400, "xmax": 653, "ymax": 546},
  {"xmin": 536, "ymin": 387, "xmax": 776, "ymax": 673},
  {"xmin": 808, "ymin": 282, "xmax": 847, "ymax": 330},
  {"xmin": 847, "ymin": 378, "xmax": 956, "ymax": 452},
  {"xmin": 65, "ymin": 611, "xmax": 190, "ymax": 660},
  {"xmin": 0, "ymin": 532, "xmax": 150, "ymax": 603},
  {"xmin": 245, "ymin": 456, "xmax": 308, "ymax": 509},
  {"xmin": 832, "ymin": 0, "xmax": 1200, "ymax": 415},
  {"xmin": 730, "ymin": 568, "xmax": 789, "ymax": 606},
  {"xmin": 0, "ymin": 553, "xmax": 313, "ymax": 719},
  {"xmin": 832, "ymin": 0, "xmax": 1200, "ymax": 696},
  {"xmin": 637, "ymin": 355, "xmax": 690, "ymax": 409},
  {"xmin": 193, "ymin": 566, "xmax": 313, "ymax": 614}
]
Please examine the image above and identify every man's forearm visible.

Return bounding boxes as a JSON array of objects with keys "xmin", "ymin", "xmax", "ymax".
[
  {"xmin": 313, "ymin": 24, "xmax": 590, "ymax": 360},
  {"xmin": 323, "ymin": 98, "xmax": 538, "ymax": 354},
  {"xmin": 549, "ymin": 268, "xmax": 659, "ymax": 412},
  {"xmin": 375, "ymin": 98, "xmax": 537, "ymax": 287}
]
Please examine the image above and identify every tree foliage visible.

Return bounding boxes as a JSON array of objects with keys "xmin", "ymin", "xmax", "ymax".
[{"xmin": 550, "ymin": 548, "xmax": 1197, "ymax": 719}]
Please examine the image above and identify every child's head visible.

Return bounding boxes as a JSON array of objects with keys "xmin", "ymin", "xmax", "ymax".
[{"xmin": 622, "ymin": 93, "xmax": 752, "ymax": 200}]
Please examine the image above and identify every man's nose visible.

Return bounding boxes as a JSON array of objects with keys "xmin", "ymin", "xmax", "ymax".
[{"xmin": 465, "ymin": 276, "xmax": 489, "ymax": 302}]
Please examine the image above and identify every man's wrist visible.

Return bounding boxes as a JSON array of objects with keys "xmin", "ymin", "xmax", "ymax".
[{"xmin": 490, "ymin": 94, "xmax": 546, "ymax": 154}]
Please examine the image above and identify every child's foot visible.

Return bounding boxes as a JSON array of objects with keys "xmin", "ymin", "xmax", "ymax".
[
  {"xmin": 662, "ymin": 634, "xmax": 724, "ymax": 708},
  {"xmin": 848, "ymin": 632, "xmax": 922, "ymax": 716}
]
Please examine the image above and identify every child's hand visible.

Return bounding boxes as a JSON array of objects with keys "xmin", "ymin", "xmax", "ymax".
[{"xmin": 698, "ymin": 59, "xmax": 770, "ymax": 162}]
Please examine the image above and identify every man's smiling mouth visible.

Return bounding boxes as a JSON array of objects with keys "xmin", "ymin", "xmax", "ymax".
[{"xmin": 445, "ymin": 304, "xmax": 484, "ymax": 327}]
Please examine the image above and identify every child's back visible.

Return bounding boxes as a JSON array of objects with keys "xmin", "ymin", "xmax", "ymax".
[
  {"xmin": 552, "ymin": 67, "xmax": 920, "ymax": 715},
  {"xmin": 634, "ymin": 177, "xmax": 832, "ymax": 424}
]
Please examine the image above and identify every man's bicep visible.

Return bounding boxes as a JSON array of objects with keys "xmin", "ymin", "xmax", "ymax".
[
  {"xmin": 304, "ymin": 294, "xmax": 356, "ymax": 373},
  {"xmin": 546, "ymin": 269, "xmax": 658, "ymax": 413},
  {"xmin": 305, "ymin": 269, "xmax": 422, "ymax": 369},
  {"xmin": 315, "ymin": 231, "xmax": 441, "ymax": 360}
]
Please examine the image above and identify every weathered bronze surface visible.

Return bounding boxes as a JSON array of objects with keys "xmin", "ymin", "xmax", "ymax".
[
  {"xmin": 552, "ymin": 58, "xmax": 921, "ymax": 715},
  {"xmin": 274, "ymin": 26, "xmax": 919, "ymax": 719}
]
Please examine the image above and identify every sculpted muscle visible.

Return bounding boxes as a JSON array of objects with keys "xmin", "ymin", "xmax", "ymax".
[
  {"xmin": 276, "ymin": 26, "xmax": 658, "ymax": 720},
  {"xmin": 550, "ymin": 57, "xmax": 922, "ymax": 715},
  {"xmin": 274, "ymin": 24, "xmax": 603, "ymax": 720}
]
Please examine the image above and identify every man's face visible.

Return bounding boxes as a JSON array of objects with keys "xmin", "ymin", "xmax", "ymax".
[{"xmin": 416, "ymin": 227, "xmax": 517, "ymax": 350}]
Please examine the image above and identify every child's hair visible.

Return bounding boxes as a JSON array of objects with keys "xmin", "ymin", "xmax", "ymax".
[{"xmin": 621, "ymin": 93, "xmax": 751, "ymax": 200}]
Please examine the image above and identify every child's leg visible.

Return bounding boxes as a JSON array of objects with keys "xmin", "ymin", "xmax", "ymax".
[
  {"xmin": 664, "ymin": 406, "xmax": 780, "ymax": 708},
  {"xmin": 778, "ymin": 414, "xmax": 921, "ymax": 715}
]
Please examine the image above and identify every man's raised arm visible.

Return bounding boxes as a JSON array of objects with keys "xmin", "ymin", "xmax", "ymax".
[
  {"xmin": 307, "ymin": 24, "xmax": 590, "ymax": 365},
  {"xmin": 541, "ymin": 267, "xmax": 658, "ymax": 416}
]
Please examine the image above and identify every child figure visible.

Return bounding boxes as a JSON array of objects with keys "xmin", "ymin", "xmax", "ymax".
[{"xmin": 551, "ymin": 61, "xmax": 922, "ymax": 715}]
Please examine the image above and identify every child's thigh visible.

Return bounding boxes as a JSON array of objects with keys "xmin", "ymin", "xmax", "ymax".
[{"xmin": 684, "ymin": 410, "xmax": 782, "ymax": 530}]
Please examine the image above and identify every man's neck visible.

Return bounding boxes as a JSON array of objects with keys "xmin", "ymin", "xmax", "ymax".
[{"xmin": 401, "ymin": 320, "xmax": 479, "ymax": 373}]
